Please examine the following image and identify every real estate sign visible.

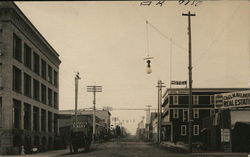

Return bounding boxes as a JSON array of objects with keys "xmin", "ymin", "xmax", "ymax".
[{"xmin": 215, "ymin": 90, "xmax": 250, "ymax": 108}]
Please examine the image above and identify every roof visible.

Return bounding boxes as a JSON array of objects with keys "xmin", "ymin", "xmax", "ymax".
[{"xmin": 163, "ymin": 88, "xmax": 250, "ymax": 98}]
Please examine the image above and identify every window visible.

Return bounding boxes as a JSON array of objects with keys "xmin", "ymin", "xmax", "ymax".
[
  {"xmin": 13, "ymin": 33, "xmax": 22, "ymax": 62},
  {"xmin": 193, "ymin": 125, "xmax": 199, "ymax": 135},
  {"xmin": 33, "ymin": 106, "xmax": 39, "ymax": 131},
  {"xmin": 13, "ymin": 66, "xmax": 22, "ymax": 93},
  {"xmin": 48, "ymin": 88, "xmax": 53, "ymax": 107},
  {"xmin": 33, "ymin": 79, "xmax": 40, "ymax": 101},
  {"xmin": 24, "ymin": 103, "xmax": 31, "ymax": 130},
  {"xmin": 183, "ymin": 109, "xmax": 188, "ymax": 122},
  {"xmin": 178, "ymin": 96, "xmax": 189, "ymax": 105},
  {"xmin": 173, "ymin": 96, "xmax": 178, "ymax": 105},
  {"xmin": 41, "ymin": 59, "xmax": 47, "ymax": 80},
  {"xmin": 48, "ymin": 65, "xmax": 52, "ymax": 84},
  {"xmin": 54, "ymin": 114, "xmax": 58, "ymax": 134},
  {"xmin": 193, "ymin": 96, "xmax": 199, "ymax": 105},
  {"xmin": 193, "ymin": 109, "xmax": 199, "ymax": 118},
  {"xmin": 33, "ymin": 52, "xmax": 40, "ymax": 75},
  {"xmin": 41, "ymin": 84, "xmax": 46, "ymax": 104},
  {"xmin": 48, "ymin": 111, "xmax": 52, "ymax": 132},
  {"xmin": 54, "ymin": 92, "xmax": 58, "ymax": 109},
  {"xmin": 13, "ymin": 99, "xmax": 21, "ymax": 129},
  {"xmin": 24, "ymin": 44, "xmax": 32, "ymax": 69},
  {"xmin": 173, "ymin": 109, "xmax": 179, "ymax": 118},
  {"xmin": 24, "ymin": 73, "xmax": 31, "ymax": 97},
  {"xmin": 199, "ymin": 96, "xmax": 210, "ymax": 105},
  {"xmin": 210, "ymin": 96, "xmax": 214, "ymax": 105},
  {"xmin": 181, "ymin": 125, "xmax": 187, "ymax": 136},
  {"xmin": 54, "ymin": 70, "xmax": 58, "ymax": 87},
  {"xmin": 41, "ymin": 109, "xmax": 46, "ymax": 132}
]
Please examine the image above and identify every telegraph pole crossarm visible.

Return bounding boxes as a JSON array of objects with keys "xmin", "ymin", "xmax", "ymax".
[{"xmin": 182, "ymin": 11, "xmax": 196, "ymax": 153}]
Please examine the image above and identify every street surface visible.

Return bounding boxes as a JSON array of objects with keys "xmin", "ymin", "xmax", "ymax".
[{"xmin": 1, "ymin": 136, "xmax": 247, "ymax": 157}]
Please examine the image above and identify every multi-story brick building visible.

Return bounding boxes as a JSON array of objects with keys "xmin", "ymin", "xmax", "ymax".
[
  {"xmin": 0, "ymin": 2, "xmax": 61, "ymax": 154},
  {"xmin": 161, "ymin": 88, "xmax": 249, "ymax": 144}
]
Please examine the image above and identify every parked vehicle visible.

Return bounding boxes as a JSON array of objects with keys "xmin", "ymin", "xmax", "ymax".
[{"xmin": 69, "ymin": 123, "xmax": 92, "ymax": 153}]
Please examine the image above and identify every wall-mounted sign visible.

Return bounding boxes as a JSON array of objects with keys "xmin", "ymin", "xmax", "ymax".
[
  {"xmin": 221, "ymin": 129, "xmax": 230, "ymax": 142},
  {"xmin": 215, "ymin": 90, "xmax": 250, "ymax": 109}
]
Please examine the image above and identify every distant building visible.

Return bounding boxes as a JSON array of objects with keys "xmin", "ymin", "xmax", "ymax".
[
  {"xmin": 58, "ymin": 109, "xmax": 111, "ymax": 143},
  {"xmin": 0, "ymin": 2, "xmax": 61, "ymax": 155},
  {"xmin": 161, "ymin": 88, "xmax": 249, "ymax": 144}
]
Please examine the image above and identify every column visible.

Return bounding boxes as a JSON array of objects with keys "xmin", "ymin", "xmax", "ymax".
[
  {"xmin": 30, "ymin": 105, "xmax": 33, "ymax": 131},
  {"xmin": 38, "ymin": 108, "xmax": 41, "ymax": 132}
]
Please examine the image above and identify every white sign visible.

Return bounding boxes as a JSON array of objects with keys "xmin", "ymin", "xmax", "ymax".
[
  {"xmin": 221, "ymin": 129, "xmax": 230, "ymax": 142},
  {"xmin": 215, "ymin": 90, "xmax": 250, "ymax": 109}
]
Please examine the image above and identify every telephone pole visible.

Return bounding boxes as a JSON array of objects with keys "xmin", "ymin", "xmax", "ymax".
[
  {"xmin": 182, "ymin": 11, "xmax": 196, "ymax": 153},
  {"xmin": 74, "ymin": 72, "xmax": 81, "ymax": 128},
  {"xmin": 145, "ymin": 105, "xmax": 152, "ymax": 139},
  {"xmin": 87, "ymin": 85, "xmax": 102, "ymax": 144},
  {"xmin": 156, "ymin": 80, "xmax": 165, "ymax": 143}
]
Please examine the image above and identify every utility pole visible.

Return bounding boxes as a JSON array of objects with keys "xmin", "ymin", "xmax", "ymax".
[
  {"xmin": 182, "ymin": 11, "xmax": 196, "ymax": 153},
  {"xmin": 74, "ymin": 72, "xmax": 81, "ymax": 128},
  {"xmin": 145, "ymin": 105, "xmax": 152, "ymax": 140},
  {"xmin": 156, "ymin": 80, "xmax": 165, "ymax": 143},
  {"xmin": 87, "ymin": 85, "xmax": 102, "ymax": 144}
]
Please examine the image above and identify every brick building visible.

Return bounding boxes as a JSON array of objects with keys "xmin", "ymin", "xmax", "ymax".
[
  {"xmin": 0, "ymin": 2, "xmax": 61, "ymax": 154},
  {"xmin": 161, "ymin": 88, "xmax": 248, "ymax": 144}
]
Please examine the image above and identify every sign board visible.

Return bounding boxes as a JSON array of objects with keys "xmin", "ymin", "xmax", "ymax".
[
  {"xmin": 221, "ymin": 129, "xmax": 230, "ymax": 142},
  {"xmin": 171, "ymin": 80, "xmax": 187, "ymax": 85},
  {"xmin": 215, "ymin": 90, "xmax": 250, "ymax": 109}
]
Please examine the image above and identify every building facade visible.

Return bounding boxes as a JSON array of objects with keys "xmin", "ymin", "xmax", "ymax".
[
  {"xmin": 0, "ymin": 2, "xmax": 61, "ymax": 154},
  {"xmin": 161, "ymin": 88, "xmax": 249, "ymax": 145}
]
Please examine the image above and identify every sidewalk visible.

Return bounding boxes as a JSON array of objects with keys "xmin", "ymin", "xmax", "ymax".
[
  {"xmin": 160, "ymin": 142, "xmax": 248, "ymax": 157},
  {"xmin": 0, "ymin": 149, "xmax": 69, "ymax": 157}
]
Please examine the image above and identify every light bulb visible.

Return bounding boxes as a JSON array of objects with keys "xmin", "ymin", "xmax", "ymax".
[{"xmin": 146, "ymin": 67, "xmax": 152, "ymax": 74}]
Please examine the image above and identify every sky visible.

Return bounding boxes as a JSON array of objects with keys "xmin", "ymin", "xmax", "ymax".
[{"xmin": 16, "ymin": 1, "xmax": 250, "ymax": 134}]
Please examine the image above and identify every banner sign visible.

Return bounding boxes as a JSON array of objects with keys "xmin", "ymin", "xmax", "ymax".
[
  {"xmin": 171, "ymin": 80, "xmax": 187, "ymax": 85},
  {"xmin": 215, "ymin": 90, "xmax": 250, "ymax": 108}
]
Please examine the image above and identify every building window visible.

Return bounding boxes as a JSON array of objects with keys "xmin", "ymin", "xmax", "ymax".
[
  {"xmin": 193, "ymin": 109, "xmax": 199, "ymax": 118},
  {"xmin": 181, "ymin": 125, "xmax": 187, "ymax": 136},
  {"xmin": 48, "ymin": 111, "xmax": 52, "ymax": 132},
  {"xmin": 193, "ymin": 96, "xmax": 199, "ymax": 105},
  {"xmin": 24, "ymin": 44, "xmax": 32, "ymax": 69},
  {"xmin": 54, "ymin": 70, "xmax": 58, "ymax": 87},
  {"xmin": 193, "ymin": 125, "xmax": 199, "ymax": 135},
  {"xmin": 33, "ymin": 52, "xmax": 40, "ymax": 75},
  {"xmin": 173, "ymin": 109, "xmax": 178, "ymax": 118},
  {"xmin": 210, "ymin": 96, "xmax": 214, "ymax": 105},
  {"xmin": 13, "ymin": 66, "xmax": 22, "ymax": 93},
  {"xmin": 54, "ymin": 92, "xmax": 58, "ymax": 109},
  {"xmin": 199, "ymin": 96, "xmax": 210, "ymax": 105},
  {"xmin": 173, "ymin": 96, "xmax": 178, "ymax": 105},
  {"xmin": 41, "ymin": 109, "xmax": 46, "ymax": 132},
  {"xmin": 13, "ymin": 33, "xmax": 22, "ymax": 62},
  {"xmin": 183, "ymin": 109, "xmax": 188, "ymax": 122},
  {"xmin": 24, "ymin": 73, "xmax": 31, "ymax": 97},
  {"xmin": 13, "ymin": 99, "xmax": 21, "ymax": 129},
  {"xmin": 41, "ymin": 84, "xmax": 46, "ymax": 104},
  {"xmin": 24, "ymin": 103, "xmax": 31, "ymax": 130},
  {"xmin": 41, "ymin": 59, "xmax": 47, "ymax": 80},
  {"xmin": 47, "ymin": 65, "xmax": 53, "ymax": 84},
  {"xmin": 48, "ymin": 88, "xmax": 53, "ymax": 107},
  {"xmin": 33, "ymin": 79, "xmax": 40, "ymax": 101},
  {"xmin": 54, "ymin": 114, "xmax": 58, "ymax": 134},
  {"xmin": 33, "ymin": 106, "xmax": 39, "ymax": 131}
]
